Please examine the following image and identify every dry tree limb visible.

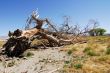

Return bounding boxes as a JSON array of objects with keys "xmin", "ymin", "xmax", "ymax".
[
  {"xmin": 3, "ymin": 10, "xmax": 74, "ymax": 57},
  {"xmin": 48, "ymin": 67, "xmax": 62, "ymax": 73}
]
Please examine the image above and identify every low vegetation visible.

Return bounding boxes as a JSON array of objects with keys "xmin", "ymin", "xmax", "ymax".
[
  {"xmin": 106, "ymin": 48, "xmax": 110, "ymax": 55},
  {"xmin": 67, "ymin": 50, "xmax": 72, "ymax": 55},
  {"xmin": 7, "ymin": 60, "xmax": 15, "ymax": 67},
  {"xmin": 62, "ymin": 36, "xmax": 110, "ymax": 73},
  {"xmin": 0, "ymin": 41, "xmax": 5, "ymax": 47},
  {"xmin": 74, "ymin": 63, "xmax": 83, "ymax": 69},
  {"xmin": 23, "ymin": 51, "xmax": 34, "ymax": 57}
]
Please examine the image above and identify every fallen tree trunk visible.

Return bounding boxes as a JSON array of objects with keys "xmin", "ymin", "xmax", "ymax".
[
  {"xmin": 2, "ymin": 10, "xmax": 73, "ymax": 57},
  {"xmin": 3, "ymin": 27, "xmax": 73, "ymax": 57}
]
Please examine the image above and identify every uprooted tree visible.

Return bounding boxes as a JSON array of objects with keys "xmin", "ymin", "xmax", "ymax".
[
  {"xmin": 2, "ymin": 10, "xmax": 97, "ymax": 57},
  {"xmin": 2, "ymin": 10, "xmax": 73, "ymax": 57}
]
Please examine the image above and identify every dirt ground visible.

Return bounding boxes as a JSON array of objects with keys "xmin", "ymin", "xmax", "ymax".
[
  {"xmin": 0, "ymin": 47, "xmax": 71, "ymax": 73},
  {"xmin": 0, "ymin": 36, "xmax": 110, "ymax": 73}
]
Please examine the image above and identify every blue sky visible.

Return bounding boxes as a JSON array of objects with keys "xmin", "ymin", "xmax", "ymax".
[{"xmin": 0, "ymin": 0, "xmax": 110, "ymax": 36}]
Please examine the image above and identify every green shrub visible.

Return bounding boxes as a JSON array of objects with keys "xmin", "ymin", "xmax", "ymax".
[
  {"xmin": 64, "ymin": 61, "xmax": 70, "ymax": 64},
  {"xmin": 24, "ymin": 52, "xmax": 34, "ymax": 57},
  {"xmin": 106, "ymin": 48, "xmax": 110, "ymax": 55},
  {"xmin": 67, "ymin": 50, "xmax": 72, "ymax": 55},
  {"xmin": 83, "ymin": 47, "xmax": 91, "ymax": 53},
  {"xmin": 83, "ymin": 47, "xmax": 98, "ymax": 56},
  {"xmin": 74, "ymin": 63, "xmax": 83, "ymax": 69},
  {"xmin": 87, "ymin": 50, "xmax": 97, "ymax": 56}
]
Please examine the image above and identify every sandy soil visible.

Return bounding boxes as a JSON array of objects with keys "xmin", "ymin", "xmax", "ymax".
[{"xmin": 0, "ymin": 47, "xmax": 71, "ymax": 73}]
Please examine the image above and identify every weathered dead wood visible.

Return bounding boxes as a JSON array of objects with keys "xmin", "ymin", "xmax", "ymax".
[
  {"xmin": 3, "ymin": 11, "xmax": 73, "ymax": 57},
  {"xmin": 3, "ymin": 37, "xmax": 30, "ymax": 57},
  {"xmin": 3, "ymin": 28, "xmax": 73, "ymax": 57}
]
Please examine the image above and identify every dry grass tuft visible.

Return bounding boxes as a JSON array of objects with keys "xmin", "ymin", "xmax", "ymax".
[
  {"xmin": 0, "ymin": 41, "xmax": 5, "ymax": 47},
  {"xmin": 23, "ymin": 51, "xmax": 34, "ymax": 57},
  {"xmin": 62, "ymin": 36, "xmax": 110, "ymax": 73}
]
